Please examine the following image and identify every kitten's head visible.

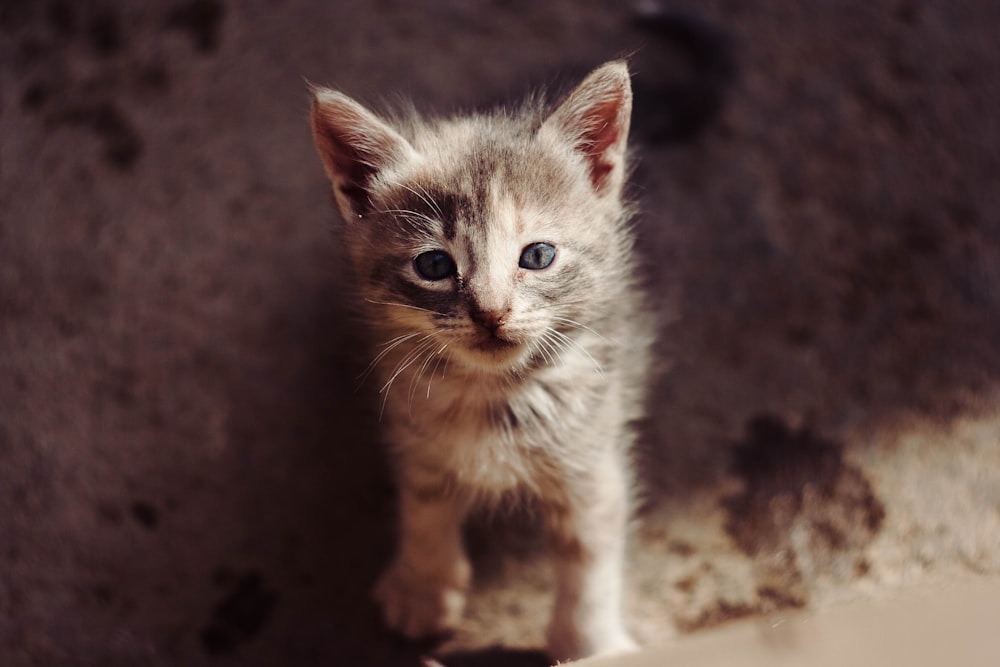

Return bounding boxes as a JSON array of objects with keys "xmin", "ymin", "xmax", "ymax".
[{"xmin": 310, "ymin": 61, "xmax": 634, "ymax": 375}]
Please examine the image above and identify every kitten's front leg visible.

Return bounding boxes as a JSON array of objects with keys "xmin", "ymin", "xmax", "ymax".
[
  {"xmin": 374, "ymin": 481, "xmax": 470, "ymax": 639},
  {"xmin": 546, "ymin": 454, "xmax": 638, "ymax": 662}
]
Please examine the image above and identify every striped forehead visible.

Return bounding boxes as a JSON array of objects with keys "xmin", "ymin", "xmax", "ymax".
[
  {"xmin": 388, "ymin": 172, "xmax": 523, "ymax": 245},
  {"xmin": 382, "ymin": 185, "xmax": 472, "ymax": 241}
]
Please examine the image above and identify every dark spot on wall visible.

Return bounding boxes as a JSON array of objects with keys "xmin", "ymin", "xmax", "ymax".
[
  {"xmin": 95, "ymin": 364, "xmax": 138, "ymax": 405},
  {"xmin": 130, "ymin": 500, "xmax": 159, "ymax": 529},
  {"xmin": 200, "ymin": 571, "xmax": 278, "ymax": 655},
  {"xmin": 894, "ymin": 1, "xmax": 920, "ymax": 25},
  {"xmin": 137, "ymin": 63, "xmax": 171, "ymax": 92},
  {"xmin": 630, "ymin": 9, "xmax": 735, "ymax": 145},
  {"xmin": 47, "ymin": 0, "xmax": 78, "ymax": 37},
  {"xmin": 723, "ymin": 414, "xmax": 885, "ymax": 610},
  {"xmin": 165, "ymin": 0, "xmax": 225, "ymax": 54},
  {"xmin": 93, "ymin": 584, "xmax": 116, "ymax": 605},
  {"xmin": 90, "ymin": 103, "xmax": 143, "ymax": 169},
  {"xmin": 785, "ymin": 324, "xmax": 815, "ymax": 346},
  {"xmin": 89, "ymin": 9, "xmax": 123, "ymax": 56},
  {"xmin": 21, "ymin": 83, "xmax": 51, "ymax": 113},
  {"xmin": 900, "ymin": 210, "xmax": 941, "ymax": 257},
  {"xmin": 53, "ymin": 312, "xmax": 83, "ymax": 338},
  {"xmin": 55, "ymin": 102, "xmax": 144, "ymax": 170}
]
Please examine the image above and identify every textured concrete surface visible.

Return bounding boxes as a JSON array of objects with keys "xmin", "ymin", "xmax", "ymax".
[
  {"xmin": 574, "ymin": 579, "xmax": 1000, "ymax": 667},
  {"xmin": 2, "ymin": 1, "xmax": 999, "ymax": 666}
]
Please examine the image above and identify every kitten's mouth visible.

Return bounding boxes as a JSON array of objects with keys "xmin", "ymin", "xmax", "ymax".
[
  {"xmin": 452, "ymin": 330, "xmax": 529, "ymax": 371},
  {"xmin": 462, "ymin": 334, "xmax": 527, "ymax": 369},
  {"xmin": 471, "ymin": 336, "xmax": 521, "ymax": 354}
]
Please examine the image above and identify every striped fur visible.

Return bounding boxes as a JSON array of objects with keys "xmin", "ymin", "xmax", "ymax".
[{"xmin": 311, "ymin": 61, "xmax": 653, "ymax": 661}]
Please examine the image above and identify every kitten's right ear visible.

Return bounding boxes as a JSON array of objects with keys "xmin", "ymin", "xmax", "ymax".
[
  {"xmin": 310, "ymin": 87, "xmax": 414, "ymax": 218},
  {"xmin": 540, "ymin": 60, "xmax": 632, "ymax": 196}
]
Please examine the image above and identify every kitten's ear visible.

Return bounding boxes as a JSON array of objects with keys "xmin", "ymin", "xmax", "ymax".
[
  {"xmin": 541, "ymin": 61, "xmax": 632, "ymax": 195},
  {"xmin": 310, "ymin": 87, "xmax": 414, "ymax": 218}
]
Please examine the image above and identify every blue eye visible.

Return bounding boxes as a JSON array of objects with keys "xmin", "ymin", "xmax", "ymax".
[
  {"xmin": 519, "ymin": 242, "xmax": 556, "ymax": 270},
  {"xmin": 414, "ymin": 250, "xmax": 456, "ymax": 281}
]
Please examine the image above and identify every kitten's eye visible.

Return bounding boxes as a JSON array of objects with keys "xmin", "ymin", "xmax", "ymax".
[
  {"xmin": 519, "ymin": 242, "xmax": 556, "ymax": 270},
  {"xmin": 414, "ymin": 250, "xmax": 457, "ymax": 281}
]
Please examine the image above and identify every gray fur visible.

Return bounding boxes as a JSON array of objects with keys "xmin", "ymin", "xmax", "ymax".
[{"xmin": 311, "ymin": 61, "xmax": 653, "ymax": 661}]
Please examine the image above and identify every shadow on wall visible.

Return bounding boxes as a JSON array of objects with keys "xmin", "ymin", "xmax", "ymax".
[{"xmin": 215, "ymin": 276, "xmax": 425, "ymax": 666}]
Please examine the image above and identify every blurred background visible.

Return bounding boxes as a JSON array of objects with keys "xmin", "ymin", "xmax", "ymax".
[{"xmin": 2, "ymin": 1, "xmax": 999, "ymax": 665}]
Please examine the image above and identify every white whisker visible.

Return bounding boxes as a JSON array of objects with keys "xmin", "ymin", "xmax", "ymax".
[
  {"xmin": 379, "ymin": 208, "xmax": 440, "ymax": 234},
  {"xmin": 549, "ymin": 328, "xmax": 604, "ymax": 375},
  {"xmin": 400, "ymin": 183, "xmax": 445, "ymax": 220},
  {"xmin": 425, "ymin": 344, "xmax": 449, "ymax": 399},
  {"xmin": 441, "ymin": 349, "xmax": 452, "ymax": 380},
  {"xmin": 358, "ymin": 330, "xmax": 423, "ymax": 386},
  {"xmin": 365, "ymin": 298, "xmax": 448, "ymax": 317},
  {"xmin": 407, "ymin": 339, "xmax": 445, "ymax": 413},
  {"xmin": 534, "ymin": 330, "xmax": 560, "ymax": 367},
  {"xmin": 382, "ymin": 336, "xmax": 435, "ymax": 394},
  {"xmin": 550, "ymin": 316, "xmax": 610, "ymax": 343},
  {"xmin": 378, "ymin": 334, "xmax": 436, "ymax": 419}
]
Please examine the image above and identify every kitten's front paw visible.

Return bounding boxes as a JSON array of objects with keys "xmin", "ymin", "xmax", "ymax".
[
  {"xmin": 546, "ymin": 623, "xmax": 638, "ymax": 663},
  {"xmin": 373, "ymin": 560, "xmax": 469, "ymax": 639}
]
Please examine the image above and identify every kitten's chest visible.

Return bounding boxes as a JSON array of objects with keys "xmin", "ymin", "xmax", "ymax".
[{"xmin": 386, "ymin": 372, "xmax": 583, "ymax": 492}]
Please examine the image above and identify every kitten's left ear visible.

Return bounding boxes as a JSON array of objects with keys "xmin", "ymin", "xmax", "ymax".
[
  {"xmin": 310, "ymin": 87, "xmax": 415, "ymax": 218},
  {"xmin": 540, "ymin": 60, "xmax": 633, "ymax": 195}
]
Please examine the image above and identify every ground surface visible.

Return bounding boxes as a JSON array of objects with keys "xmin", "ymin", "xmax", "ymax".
[{"xmin": 2, "ymin": 1, "xmax": 999, "ymax": 666}]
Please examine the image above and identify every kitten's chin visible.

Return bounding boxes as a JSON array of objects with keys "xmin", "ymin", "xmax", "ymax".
[{"xmin": 455, "ymin": 338, "xmax": 528, "ymax": 373}]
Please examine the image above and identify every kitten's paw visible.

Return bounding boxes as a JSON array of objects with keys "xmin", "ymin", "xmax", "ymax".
[
  {"xmin": 373, "ymin": 560, "xmax": 469, "ymax": 639},
  {"xmin": 546, "ymin": 623, "xmax": 638, "ymax": 663}
]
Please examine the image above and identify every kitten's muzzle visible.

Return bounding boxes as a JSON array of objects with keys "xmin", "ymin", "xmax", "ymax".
[
  {"xmin": 471, "ymin": 335, "xmax": 520, "ymax": 354},
  {"xmin": 467, "ymin": 309, "xmax": 522, "ymax": 355},
  {"xmin": 468, "ymin": 305, "xmax": 510, "ymax": 337}
]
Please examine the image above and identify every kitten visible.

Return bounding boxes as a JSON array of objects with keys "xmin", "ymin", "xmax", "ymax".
[{"xmin": 310, "ymin": 61, "xmax": 653, "ymax": 662}]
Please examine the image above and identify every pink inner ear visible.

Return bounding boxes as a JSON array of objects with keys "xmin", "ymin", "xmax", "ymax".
[
  {"xmin": 577, "ymin": 96, "xmax": 625, "ymax": 191},
  {"xmin": 584, "ymin": 98, "xmax": 624, "ymax": 155},
  {"xmin": 311, "ymin": 92, "xmax": 410, "ymax": 215},
  {"xmin": 315, "ymin": 123, "xmax": 366, "ymax": 183},
  {"xmin": 312, "ymin": 119, "xmax": 378, "ymax": 213},
  {"xmin": 313, "ymin": 104, "xmax": 380, "ymax": 186}
]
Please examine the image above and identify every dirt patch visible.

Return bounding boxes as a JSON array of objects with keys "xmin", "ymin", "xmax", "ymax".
[{"xmin": 724, "ymin": 415, "xmax": 885, "ymax": 610}]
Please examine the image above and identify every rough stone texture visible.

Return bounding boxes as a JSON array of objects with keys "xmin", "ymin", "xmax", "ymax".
[{"xmin": 2, "ymin": 1, "xmax": 999, "ymax": 666}]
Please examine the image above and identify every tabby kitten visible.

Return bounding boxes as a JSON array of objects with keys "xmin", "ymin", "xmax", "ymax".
[{"xmin": 310, "ymin": 61, "xmax": 652, "ymax": 661}]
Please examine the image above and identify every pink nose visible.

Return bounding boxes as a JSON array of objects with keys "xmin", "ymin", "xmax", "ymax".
[{"xmin": 469, "ymin": 307, "xmax": 507, "ymax": 335}]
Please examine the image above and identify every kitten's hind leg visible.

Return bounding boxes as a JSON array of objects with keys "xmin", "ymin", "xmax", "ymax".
[
  {"xmin": 374, "ymin": 480, "xmax": 471, "ymax": 639},
  {"xmin": 545, "ymin": 452, "xmax": 638, "ymax": 662}
]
